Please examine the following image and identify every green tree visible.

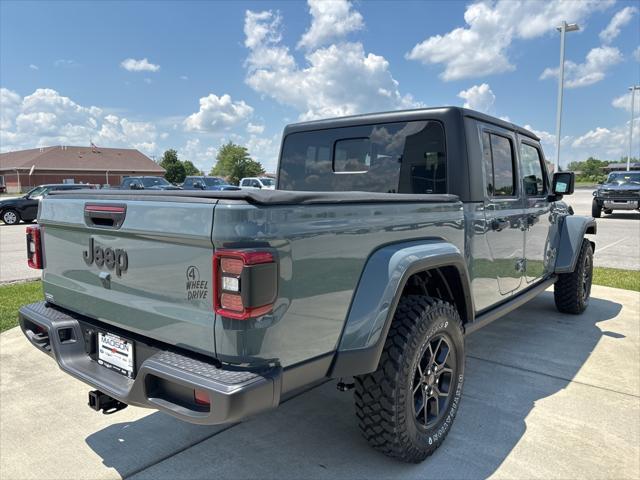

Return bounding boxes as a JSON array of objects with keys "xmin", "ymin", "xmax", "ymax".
[
  {"xmin": 182, "ymin": 160, "xmax": 201, "ymax": 176},
  {"xmin": 210, "ymin": 141, "xmax": 264, "ymax": 185},
  {"xmin": 567, "ymin": 157, "xmax": 610, "ymax": 183},
  {"xmin": 160, "ymin": 149, "xmax": 186, "ymax": 184}
]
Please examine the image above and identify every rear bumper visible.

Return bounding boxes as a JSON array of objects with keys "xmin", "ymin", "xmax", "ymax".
[{"xmin": 19, "ymin": 302, "xmax": 281, "ymax": 425}]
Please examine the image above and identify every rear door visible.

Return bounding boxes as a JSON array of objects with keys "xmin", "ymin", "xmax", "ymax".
[
  {"xmin": 480, "ymin": 127, "xmax": 525, "ymax": 296},
  {"xmin": 38, "ymin": 196, "xmax": 217, "ymax": 355},
  {"xmin": 519, "ymin": 139, "xmax": 552, "ymax": 283}
]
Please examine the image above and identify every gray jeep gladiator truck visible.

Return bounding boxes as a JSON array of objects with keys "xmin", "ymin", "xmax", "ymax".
[{"xmin": 20, "ymin": 107, "xmax": 596, "ymax": 462}]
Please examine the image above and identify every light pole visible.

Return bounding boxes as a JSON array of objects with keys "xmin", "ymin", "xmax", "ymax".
[
  {"xmin": 554, "ymin": 21, "xmax": 579, "ymax": 172},
  {"xmin": 628, "ymin": 85, "xmax": 640, "ymax": 171}
]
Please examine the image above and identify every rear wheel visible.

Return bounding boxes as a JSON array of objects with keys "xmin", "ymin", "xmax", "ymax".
[
  {"xmin": 354, "ymin": 296, "xmax": 464, "ymax": 463},
  {"xmin": 591, "ymin": 200, "xmax": 601, "ymax": 218},
  {"xmin": 554, "ymin": 239, "xmax": 593, "ymax": 314},
  {"xmin": 1, "ymin": 209, "xmax": 20, "ymax": 225}
]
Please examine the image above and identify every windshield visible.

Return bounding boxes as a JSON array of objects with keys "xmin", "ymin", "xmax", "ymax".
[
  {"xmin": 142, "ymin": 177, "xmax": 171, "ymax": 187},
  {"xmin": 260, "ymin": 178, "xmax": 275, "ymax": 186},
  {"xmin": 606, "ymin": 172, "xmax": 640, "ymax": 185},
  {"xmin": 25, "ymin": 186, "xmax": 47, "ymax": 197},
  {"xmin": 203, "ymin": 177, "xmax": 225, "ymax": 186}
]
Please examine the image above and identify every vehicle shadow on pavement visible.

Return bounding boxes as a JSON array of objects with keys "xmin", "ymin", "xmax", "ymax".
[
  {"xmin": 86, "ymin": 292, "xmax": 623, "ymax": 480},
  {"xmin": 600, "ymin": 212, "xmax": 640, "ymax": 220}
]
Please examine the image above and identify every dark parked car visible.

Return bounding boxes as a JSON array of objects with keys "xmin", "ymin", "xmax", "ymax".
[
  {"xmin": 182, "ymin": 176, "xmax": 240, "ymax": 191},
  {"xmin": 0, "ymin": 184, "xmax": 96, "ymax": 225},
  {"xmin": 120, "ymin": 176, "xmax": 182, "ymax": 190},
  {"xmin": 592, "ymin": 171, "xmax": 640, "ymax": 217}
]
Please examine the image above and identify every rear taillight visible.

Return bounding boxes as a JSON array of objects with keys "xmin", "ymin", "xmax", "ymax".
[
  {"xmin": 26, "ymin": 225, "xmax": 43, "ymax": 269},
  {"xmin": 213, "ymin": 249, "xmax": 277, "ymax": 320}
]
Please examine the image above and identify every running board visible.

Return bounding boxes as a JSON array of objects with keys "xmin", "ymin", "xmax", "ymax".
[{"xmin": 464, "ymin": 276, "xmax": 557, "ymax": 335}]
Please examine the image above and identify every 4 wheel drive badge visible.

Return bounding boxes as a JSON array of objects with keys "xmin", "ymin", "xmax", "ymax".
[{"xmin": 83, "ymin": 237, "xmax": 128, "ymax": 277}]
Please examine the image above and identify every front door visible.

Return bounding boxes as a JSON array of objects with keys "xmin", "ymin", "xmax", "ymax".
[
  {"xmin": 519, "ymin": 140, "xmax": 552, "ymax": 283},
  {"xmin": 481, "ymin": 129, "xmax": 524, "ymax": 296}
]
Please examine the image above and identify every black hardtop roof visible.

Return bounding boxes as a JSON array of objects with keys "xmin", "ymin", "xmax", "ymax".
[{"xmin": 283, "ymin": 106, "xmax": 539, "ymax": 141}]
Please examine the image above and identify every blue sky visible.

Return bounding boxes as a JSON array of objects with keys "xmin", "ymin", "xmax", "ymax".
[{"xmin": 1, "ymin": 0, "xmax": 639, "ymax": 171}]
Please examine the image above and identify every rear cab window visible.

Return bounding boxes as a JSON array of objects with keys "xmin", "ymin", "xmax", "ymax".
[{"xmin": 278, "ymin": 120, "xmax": 447, "ymax": 194}]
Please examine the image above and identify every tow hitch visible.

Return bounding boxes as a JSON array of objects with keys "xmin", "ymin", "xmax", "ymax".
[{"xmin": 88, "ymin": 390, "xmax": 128, "ymax": 414}]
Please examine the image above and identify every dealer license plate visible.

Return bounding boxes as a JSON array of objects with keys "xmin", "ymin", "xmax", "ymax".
[{"xmin": 97, "ymin": 332, "xmax": 135, "ymax": 378}]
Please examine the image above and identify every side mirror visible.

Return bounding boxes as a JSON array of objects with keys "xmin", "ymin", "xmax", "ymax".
[
  {"xmin": 130, "ymin": 183, "xmax": 142, "ymax": 190},
  {"xmin": 549, "ymin": 171, "xmax": 575, "ymax": 200}
]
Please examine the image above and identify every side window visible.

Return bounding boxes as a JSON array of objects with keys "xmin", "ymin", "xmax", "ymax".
[
  {"xmin": 251, "ymin": 180, "xmax": 260, "ymax": 187},
  {"xmin": 183, "ymin": 178, "xmax": 194, "ymax": 188},
  {"xmin": 122, "ymin": 178, "xmax": 131, "ymax": 188},
  {"xmin": 482, "ymin": 131, "xmax": 517, "ymax": 197},
  {"xmin": 520, "ymin": 143, "xmax": 547, "ymax": 196}
]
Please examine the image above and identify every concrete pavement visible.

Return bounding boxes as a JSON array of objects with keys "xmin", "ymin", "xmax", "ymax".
[{"xmin": 1, "ymin": 285, "xmax": 638, "ymax": 479}]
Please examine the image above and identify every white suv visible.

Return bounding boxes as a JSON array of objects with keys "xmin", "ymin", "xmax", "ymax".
[{"xmin": 239, "ymin": 177, "xmax": 276, "ymax": 190}]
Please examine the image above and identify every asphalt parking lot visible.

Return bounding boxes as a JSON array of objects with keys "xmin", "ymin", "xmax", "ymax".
[
  {"xmin": 1, "ymin": 188, "xmax": 637, "ymax": 284},
  {"xmin": 567, "ymin": 188, "xmax": 640, "ymax": 270},
  {"xmin": 1, "ymin": 285, "xmax": 638, "ymax": 479}
]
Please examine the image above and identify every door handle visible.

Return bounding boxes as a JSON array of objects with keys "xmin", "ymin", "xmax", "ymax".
[{"xmin": 491, "ymin": 218, "xmax": 510, "ymax": 231}]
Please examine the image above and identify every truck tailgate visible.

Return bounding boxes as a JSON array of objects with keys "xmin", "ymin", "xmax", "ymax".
[{"xmin": 38, "ymin": 196, "xmax": 217, "ymax": 356}]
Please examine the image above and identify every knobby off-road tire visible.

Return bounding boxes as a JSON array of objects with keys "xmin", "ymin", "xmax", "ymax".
[
  {"xmin": 554, "ymin": 238, "xmax": 593, "ymax": 314},
  {"xmin": 591, "ymin": 200, "xmax": 601, "ymax": 218},
  {"xmin": 354, "ymin": 295, "xmax": 465, "ymax": 463}
]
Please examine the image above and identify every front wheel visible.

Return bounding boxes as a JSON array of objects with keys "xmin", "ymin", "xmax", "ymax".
[
  {"xmin": 1, "ymin": 209, "xmax": 20, "ymax": 225},
  {"xmin": 354, "ymin": 296, "xmax": 465, "ymax": 463},
  {"xmin": 554, "ymin": 238, "xmax": 593, "ymax": 314},
  {"xmin": 591, "ymin": 200, "xmax": 601, "ymax": 218}
]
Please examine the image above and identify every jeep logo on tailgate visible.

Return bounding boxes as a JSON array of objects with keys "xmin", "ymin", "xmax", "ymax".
[{"xmin": 83, "ymin": 237, "xmax": 128, "ymax": 276}]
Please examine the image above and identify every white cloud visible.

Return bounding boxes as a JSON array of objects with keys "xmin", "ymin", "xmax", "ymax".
[
  {"xmin": 29, "ymin": 64, "xmax": 39, "ymax": 70},
  {"xmin": 406, "ymin": 0, "xmax": 613, "ymax": 81},
  {"xmin": 247, "ymin": 122, "xmax": 265, "ymax": 134},
  {"xmin": 244, "ymin": 9, "xmax": 417, "ymax": 120},
  {"xmin": 540, "ymin": 46, "xmax": 622, "ymax": 88},
  {"xmin": 600, "ymin": 6, "xmax": 638, "ymax": 44},
  {"xmin": 458, "ymin": 83, "xmax": 495, "ymax": 113},
  {"xmin": 120, "ymin": 58, "xmax": 160, "ymax": 72},
  {"xmin": 180, "ymin": 75, "xmax": 189, "ymax": 80},
  {"xmin": 180, "ymin": 138, "xmax": 218, "ymax": 170},
  {"xmin": 0, "ymin": 88, "xmax": 159, "ymax": 155},
  {"xmin": 297, "ymin": 0, "xmax": 364, "ymax": 50},
  {"xmin": 246, "ymin": 133, "xmax": 281, "ymax": 172},
  {"xmin": 569, "ymin": 122, "xmax": 640, "ymax": 161},
  {"xmin": 183, "ymin": 93, "xmax": 253, "ymax": 133},
  {"xmin": 54, "ymin": 59, "xmax": 78, "ymax": 68},
  {"xmin": 612, "ymin": 91, "xmax": 640, "ymax": 113}
]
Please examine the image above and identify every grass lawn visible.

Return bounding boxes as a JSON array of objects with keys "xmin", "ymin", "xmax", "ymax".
[
  {"xmin": 593, "ymin": 267, "xmax": 640, "ymax": 292},
  {"xmin": 0, "ymin": 269, "xmax": 638, "ymax": 334},
  {"xmin": 0, "ymin": 281, "xmax": 43, "ymax": 333}
]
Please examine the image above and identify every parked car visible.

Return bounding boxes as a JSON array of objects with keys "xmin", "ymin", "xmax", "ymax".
[
  {"xmin": 0, "ymin": 183, "xmax": 96, "ymax": 225},
  {"xmin": 19, "ymin": 107, "xmax": 595, "ymax": 463},
  {"xmin": 591, "ymin": 171, "xmax": 640, "ymax": 217},
  {"xmin": 239, "ymin": 177, "xmax": 276, "ymax": 189},
  {"xmin": 120, "ymin": 176, "xmax": 182, "ymax": 190},
  {"xmin": 182, "ymin": 176, "xmax": 240, "ymax": 191}
]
